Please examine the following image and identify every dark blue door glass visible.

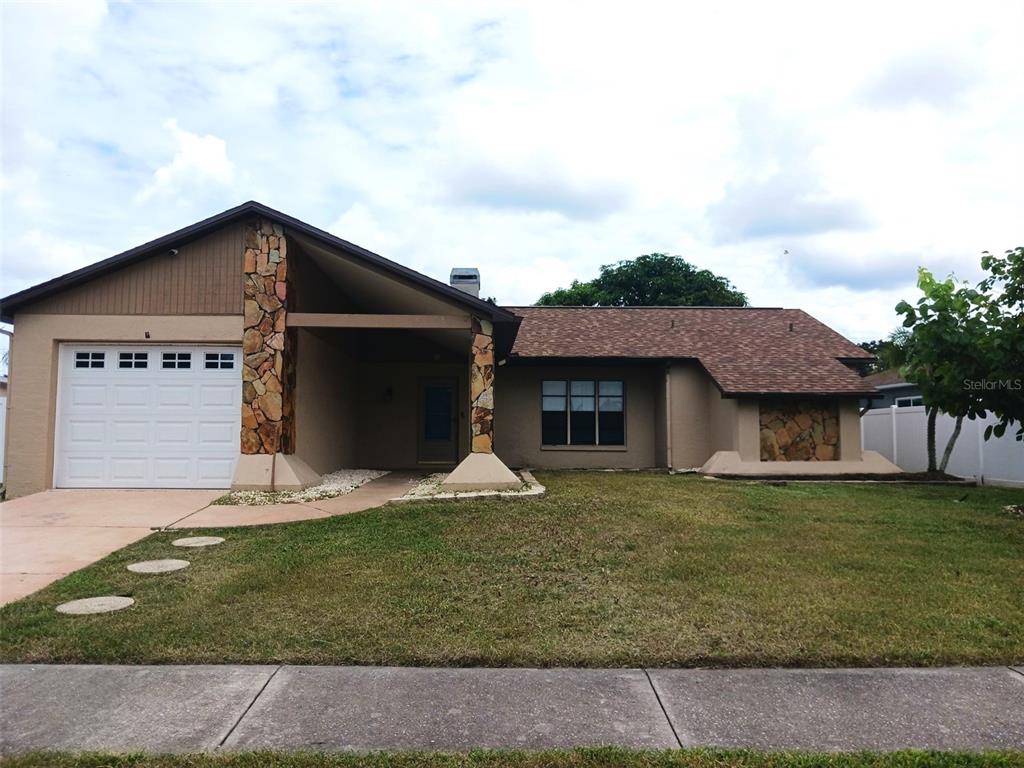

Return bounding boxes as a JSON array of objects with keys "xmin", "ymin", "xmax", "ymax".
[{"xmin": 424, "ymin": 385, "xmax": 452, "ymax": 440}]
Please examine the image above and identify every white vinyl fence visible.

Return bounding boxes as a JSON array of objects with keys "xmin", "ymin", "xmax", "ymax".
[{"xmin": 861, "ymin": 406, "xmax": 1024, "ymax": 487}]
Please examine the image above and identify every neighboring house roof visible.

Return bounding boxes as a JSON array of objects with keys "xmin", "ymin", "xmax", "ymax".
[
  {"xmin": 0, "ymin": 201, "xmax": 518, "ymax": 325},
  {"xmin": 862, "ymin": 368, "xmax": 914, "ymax": 388},
  {"xmin": 505, "ymin": 306, "xmax": 876, "ymax": 397}
]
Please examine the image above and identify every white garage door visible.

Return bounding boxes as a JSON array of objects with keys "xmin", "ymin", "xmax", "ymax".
[{"xmin": 55, "ymin": 344, "xmax": 241, "ymax": 488}]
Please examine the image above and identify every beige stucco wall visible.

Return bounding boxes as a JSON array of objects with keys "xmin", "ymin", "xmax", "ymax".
[
  {"xmin": 838, "ymin": 399, "xmax": 862, "ymax": 460},
  {"xmin": 3, "ymin": 314, "xmax": 242, "ymax": 498},
  {"xmin": 354, "ymin": 361, "xmax": 468, "ymax": 469},
  {"xmin": 736, "ymin": 400, "xmax": 761, "ymax": 461},
  {"xmin": 663, "ymin": 363, "xmax": 756, "ymax": 469},
  {"xmin": 667, "ymin": 362, "xmax": 713, "ymax": 468},
  {"xmin": 494, "ymin": 365, "xmax": 660, "ymax": 469},
  {"xmin": 653, "ymin": 367, "xmax": 668, "ymax": 468},
  {"xmin": 293, "ymin": 328, "xmax": 358, "ymax": 474}
]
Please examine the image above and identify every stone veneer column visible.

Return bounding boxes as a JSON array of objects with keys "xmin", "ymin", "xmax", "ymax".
[
  {"xmin": 240, "ymin": 217, "xmax": 293, "ymax": 456},
  {"xmin": 439, "ymin": 314, "xmax": 519, "ymax": 491},
  {"xmin": 469, "ymin": 317, "xmax": 495, "ymax": 453}
]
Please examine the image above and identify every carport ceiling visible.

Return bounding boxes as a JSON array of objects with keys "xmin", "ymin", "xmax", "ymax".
[{"xmin": 293, "ymin": 233, "xmax": 468, "ymax": 317}]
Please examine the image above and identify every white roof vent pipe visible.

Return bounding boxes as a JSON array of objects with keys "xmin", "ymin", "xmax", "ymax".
[{"xmin": 449, "ymin": 268, "xmax": 480, "ymax": 298}]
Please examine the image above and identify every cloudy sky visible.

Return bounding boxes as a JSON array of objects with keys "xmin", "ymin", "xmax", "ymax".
[{"xmin": 2, "ymin": 1, "xmax": 1022, "ymax": 359}]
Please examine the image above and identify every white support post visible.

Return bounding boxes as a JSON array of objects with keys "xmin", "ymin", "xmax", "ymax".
[
  {"xmin": 890, "ymin": 405, "xmax": 899, "ymax": 466},
  {"xmin": 977, "ymin": 417, "xmax": 985, "ymax": 485}
]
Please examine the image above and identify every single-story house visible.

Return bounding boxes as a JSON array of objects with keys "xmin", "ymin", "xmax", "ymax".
[
  {"xmin": 859, "ymin": 368, "xmax": 923, "ymax": 410},
  {"xmin": 0, "ymin": 201, "xmax": 899, "ymax": 498}
]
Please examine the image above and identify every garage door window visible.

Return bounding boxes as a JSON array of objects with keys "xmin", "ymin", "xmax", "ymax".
[
  {"xmin": 205, "ymin": 352, "xmax": 235, "ymax": 369},
  {"xmin": 74, "ymin": 351, "xmax": 105, "ymax": 369},
  {"xmin": 118, "ymin": 352, "xmax": 148, "ymax": 369},
  {"xmin": 161, "ymin": 352, "xmax": 192, "ymax": 369}
]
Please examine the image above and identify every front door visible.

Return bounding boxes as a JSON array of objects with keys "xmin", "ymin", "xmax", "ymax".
[{"xmin": 418, "ymin": 378, "xmax": 458, "ymax": 464}]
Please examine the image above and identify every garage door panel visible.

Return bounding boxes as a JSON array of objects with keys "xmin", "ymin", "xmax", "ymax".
[
  {"xmin": 199, "ymin": 383, "xmax": 236, "ymax": 407},
  {"xmin": 153, "ymin": 458, "xmax": 191, "ymax": 482},
  {"xmin": 110, "ymin": 457, "xmax": 149, "ymax": 482},
  {"xmin": 157, "ymin": 385, "xmax": 194, "ymax": 407},
  {"xmin": 67, "ymin": 420, "xmax": 106, "ymax": 445},
  {"xmin": 110, "ymin": 420, "xmax": 149, "ymax": 446},
  {"xmin": 197, "ymin": 458, "xmax": 235, "ymax": 481},
  {"xmin": 198, "ymin": 421, "xmax": 236, "ymax": 445},
  {"xmin": 155, "ymin": 421, "xmax": 192, "ymax": 445},
  {"xmin": 70, "ymin": 385, "xmax": 106, "ymax": 408},
  {"xmin": 56, "ymin": 345, "xmax": 241, "ymax": 489},
  {"xmin": 113, "ymin": 384, "xmax": 150, "ymax": 407},
  {"xmin": 63, "ymin": 457, "xmax": 106, "ymax": 484}
]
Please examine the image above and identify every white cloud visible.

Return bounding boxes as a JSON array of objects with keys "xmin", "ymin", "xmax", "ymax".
[
  {"xmin": 1, "ymin": 0, "xmax": 1022, "ymax": 346},
  {"xmin": 1, "ymin": 229, "xmax": 108, "ymax": 288},
  {"xmin": 329, "ymin": 203, "xmax": 405, "ymax": 254},
  {"xmin": 137, "ymin": 119, "xmax": 234, "ymax": 202}
]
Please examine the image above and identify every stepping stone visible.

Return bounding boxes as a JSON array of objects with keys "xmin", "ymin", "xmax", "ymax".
[
  {"xmin": 56, "ymin": 596, "xmax": 134, "ymax": 615},
  {"xmin": 172, "ymin": 536, "xmax": 224, "ymax": 548},
  {"xmin": 127, "ymin": 559, "xmax": 190, "ymax": 574}
]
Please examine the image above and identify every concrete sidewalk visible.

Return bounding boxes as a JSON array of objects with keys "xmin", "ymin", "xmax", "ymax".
[{"xmin": 2, "ymin": 664, "xmax": 1022, "ymax": 755}]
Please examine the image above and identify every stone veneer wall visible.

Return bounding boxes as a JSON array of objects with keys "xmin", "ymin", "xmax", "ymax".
[
  {"xmin": 470, "ymin": 317, "xmax": 495, "ymax": 453},
  {"xmin": 759, "ymin": 400, "xmax": 839, "ymax": 461},
  {"xmin": 240, "ymin": 218, "xmax": 294, "ymax": 455}
]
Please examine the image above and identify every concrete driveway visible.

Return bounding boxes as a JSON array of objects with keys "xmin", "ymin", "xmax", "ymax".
[{"xmin": 0, "ymin": 490, "xmax": 220, "ymax": 605}]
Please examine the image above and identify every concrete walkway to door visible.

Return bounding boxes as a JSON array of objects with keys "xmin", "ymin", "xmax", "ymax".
[
  {"xmin": 167, "ymin": 471, "xmax": 422, "ymax": 529},
  {"xmin": 0, "ymin": 472, "xmax": 423, "ymax": 606}
]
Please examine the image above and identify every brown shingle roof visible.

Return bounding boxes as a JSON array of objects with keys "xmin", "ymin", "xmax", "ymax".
[{"xmin": 504, "ymin": 306, "xmax": 875, "ymax": 397}]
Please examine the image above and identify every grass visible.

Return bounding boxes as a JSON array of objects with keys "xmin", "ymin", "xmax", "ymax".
[
  {"xmin": 5, "ymin": 751, "xmax": 1023, "ymax": 768},
  {"xmin": 1, "ymin": 473, "xmax": 1022, "ymax": 667}
]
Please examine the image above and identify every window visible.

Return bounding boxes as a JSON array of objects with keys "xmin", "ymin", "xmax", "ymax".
[
  {"xmin": 204, "ymin": 352, "xmax": 235, "ymax": 370},
  {"xmin": 542, "ymin": 379, "xmax": 625, "ymax": 446},
  {"xmin": 74, "ymin": 351, "xmax": 105, "ymax": 369},
  {"xmin": 118, "ymin": 352, "xmax": 148, "ymax": 369},
  {"xmin": 162, "ymin": 352, "xmax": 191, "ymax": 369},
  {"xmin": 896, "ymin": 396, "xmax": 923, "ymax": 407}
]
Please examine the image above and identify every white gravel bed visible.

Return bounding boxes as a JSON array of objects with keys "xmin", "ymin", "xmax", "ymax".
[
  {"xmin": 391, "ymin": 469, "xmax": 544, "ymax": 503},
  {"xmin": 214, "ymin": 468, "xmax": 388, "ymax": 506}
]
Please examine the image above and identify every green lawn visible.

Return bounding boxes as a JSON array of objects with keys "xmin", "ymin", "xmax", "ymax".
[
  {"xmin": 5, "ymin": 751, "xmax": 1023, "ymax": 768},
  {"xmin": 1, "ymin": 473, "xmax": 1022, "ymax": 667}
]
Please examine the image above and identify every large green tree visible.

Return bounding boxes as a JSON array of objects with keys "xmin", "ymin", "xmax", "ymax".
[
  {"xmin": 974, "ymin": 247, "xmax": 1024, "ymax": 441},
  {"xmin": 895, "ymin": 246, "xmax": 1024, "ymax": 473},
  {"xmin": 536, "ymin": 253, "xmax": 747, "ymax": 307}
]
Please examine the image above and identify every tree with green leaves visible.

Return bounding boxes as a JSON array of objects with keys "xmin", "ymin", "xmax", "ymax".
[
  {"xmin": 536, "ymin": 253, "xmax": 747, "ymax": 307},
  {"xmin": 858, "ymin": 329, "xmax": 911, "ymax": 374},
  {"xmin": 974, "ymin": 247, "xmax": 1024, "ymax": 441},
  {"xmin": 895, "ymin": 247, "xmax": 1023, "ymax": 473}
]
